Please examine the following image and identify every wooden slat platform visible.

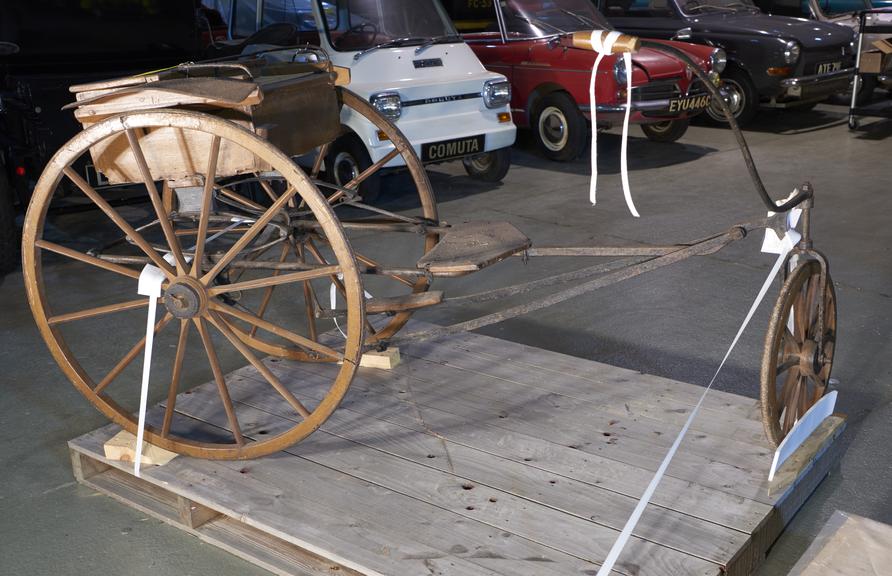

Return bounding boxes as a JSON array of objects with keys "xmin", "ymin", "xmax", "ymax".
[{"xmin": 68, "ymin": 325, "xmax": 846, "ymax": 576}]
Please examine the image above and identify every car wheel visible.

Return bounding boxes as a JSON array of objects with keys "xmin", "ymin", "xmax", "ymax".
[
  {"xmin": 462, "ymin": 148, "xmax": 511, "ymax": 182},
  {"xmin": 0, "ymin": 166, "xmax": 16, "ymax": 275},
  {"xmin": 641, "ymin": 119, "xmax": 689, "ymax": 143},
  {"xmin": 326, "ymin": 133, "xmax": 381, "ymax": 204},
  {"xmin": 706, "ymin": 68, "xmax": 758, "ymax": 127},
  {"xmin": 533, "ymin": 92, "xmax": 587, "ymax": 161}
]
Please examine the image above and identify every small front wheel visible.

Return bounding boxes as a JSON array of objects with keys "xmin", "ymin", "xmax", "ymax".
[
  {"xmin": 462, "ymin": 147, "xmax": 511, "ymax": 182},
  {"xmin": 641, "ymin": 119, "xmax": 689, "ymax": 143},
  {"xmin": 533, "ymin": 92, "xmax": 587, "ymax": 161},
  {"xmin": 760, "ymin": 260, "xmax": 836, "ymax": 447}
]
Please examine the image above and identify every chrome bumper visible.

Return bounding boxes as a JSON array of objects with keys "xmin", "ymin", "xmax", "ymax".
[
  {"xmin": 779, "ymin": 67, "xmax": 855, "ymax": 99},
  {"xmin": 585, "ymin": 96, "xmax": 710, "ymax": 115}
]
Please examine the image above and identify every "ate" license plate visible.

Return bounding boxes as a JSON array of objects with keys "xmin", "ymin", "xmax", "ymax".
[
  {"xmin": 422, "ymin": 135, "xmax": 485, "ymax": 162},
  {"xmin": 667, "ymin": 94, "xmax": 711, "ymax": 113},
  {"xmin": 817, "ymin": 61, "xmax": 842, "ymax": 74}
]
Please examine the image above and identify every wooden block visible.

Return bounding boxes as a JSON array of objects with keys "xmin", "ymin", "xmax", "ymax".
[
  {"xmin": 359, "ymin": 347, "xmax": 400, "ymax": 370},
  {"xmin": 103, "ymin": 430, "xmax": 178, "ymax": 466}
]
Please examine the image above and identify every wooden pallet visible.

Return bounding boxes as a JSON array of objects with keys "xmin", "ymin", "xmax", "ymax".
[{"xmin": 68, "ymin": 326, "xmax": 846, "ymax": 576}]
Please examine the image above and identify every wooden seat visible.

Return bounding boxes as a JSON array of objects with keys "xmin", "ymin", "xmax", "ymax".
[{"xmin": 416, "ymin": 221, "xmax": 531, "ymax": 277}]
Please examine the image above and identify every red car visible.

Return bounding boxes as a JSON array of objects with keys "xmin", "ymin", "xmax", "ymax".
[{"xmin": 446, "ymin": 0, "xmax": 725, "ymax": 160}]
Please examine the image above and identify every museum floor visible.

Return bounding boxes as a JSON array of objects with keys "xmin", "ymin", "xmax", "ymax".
[{"xmin": 2, "ymin": 103, "xmax": 890, "ymax": 575}]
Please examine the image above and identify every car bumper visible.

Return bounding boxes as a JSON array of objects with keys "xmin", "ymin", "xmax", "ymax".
[
  {"xmin": 779, "ymin": 68, "xmax": 855, "ymax": 101},
  {"xmin": 581, "ymin": 94, "xmax": 711, "ymax": 123},
  {"xmin": 366, "ymin": 112, "xmax": 516, "ymax": 167}
]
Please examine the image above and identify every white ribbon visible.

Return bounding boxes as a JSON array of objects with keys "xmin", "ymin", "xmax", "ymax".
[
  {"xmin": 589, "ymin": 30, "xmax": 639, "ymax": 218},
  {"xmin": 130, "ymin": 218, "xmax": 246, "ymax": 477},
  {"xmin": 595, "ymin": 231, "xmax": 797, "ymax": 576},
  {"xmin": 134, "ymin": 262, "xmax": 166, "ymax": 477}
]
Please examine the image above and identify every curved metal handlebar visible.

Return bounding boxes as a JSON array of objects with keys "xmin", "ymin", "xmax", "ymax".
[{"xmin": 558, "ymin": 29, "xmax": 812, "ymax": 213}]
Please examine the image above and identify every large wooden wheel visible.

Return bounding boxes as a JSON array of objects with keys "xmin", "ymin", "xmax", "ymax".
[
  {"xmin": 760, "ymin": 260, "xmax": 836, "ymax": 447},
  {"xmin": 227, "ymin": 87, "xmax": 439, "ymax": 360},
  {"xmin": 22, "ymin": 110, "xmax": 365, "ymax": 459}
]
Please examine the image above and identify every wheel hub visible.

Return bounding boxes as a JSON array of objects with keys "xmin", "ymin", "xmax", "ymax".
[
  {"xmin": 798, "ymin": 339, "xmax": 821, "ymax": 378},
  {"xmin": 164, "ymin": 277, "xmax": 208, "ymax": 319}
]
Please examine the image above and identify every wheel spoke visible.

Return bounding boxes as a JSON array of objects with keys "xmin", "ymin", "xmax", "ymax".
[
  {"xmin": 249, "ymin": 241, "xmax": 291, "ymax": 338},
  {"xmin": 328, "ymin": 148, "xmax": 399, "ymax": 204},
  {"xmin": 162, "ymin": 320, "xmax": 190, "ymax": 437},
  {"xmin": 294, "ymin": 242, "xmax": 319, "ymax": 341},
  {"xmin": 352, "ymin": 250, "xmax": 416, "ymax": 288},
  {"xmin": 191, "ymin": 136, "xmax": 222, "ymax": 277},
  {"xmin": 311, "ymin": 142, "xmax": 330, "ymax": 179},
  {"xmin": 217, "ymin": 186, "xmax": 267, "ymax": 212},
  {"xmin": 194, "ymin": 317, "xmax": 245, "ymax": 445},
  {"xmin": 207, "ymin": 311, "xmax": 311, "ymax": 418},
  {"xmin": 208, "ymin": 265, "xmax": 339, "ymax": 296},
  {"xmin": 125, "ymin": 129, "xmax": 189, "ymax": 274},
  {"xmin": 93, "ymin": 313, "xmax": 174, "ymax": 394},
  {"xmin": 36, "ymin": 240, "xmax": 142, "ymax": 280},
  {"xmin": 211, "ymin": 300, "xmax": 342, "ymax": 361},
  {"xmin": 62, "ymin": 167, "xmax": 175, "ymax": 277},
  {"xmin": 48, "ymin": 298, "xmax": 151, "ymax": 326},
  {"xmin": 305, "ymin": 237, "xmax": 376, "ymax": 337},
  {"xmin": 775, "ymin": 355, "xmax": 798, "ymax": 377},
  {"xmin": 202, "ymin": 185, "xmax": 300, "ymax": 283}
]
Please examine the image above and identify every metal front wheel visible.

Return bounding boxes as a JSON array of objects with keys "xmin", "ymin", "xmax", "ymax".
[
  {"xmin": 760, "ymin": 260, "xmax": 836, "ymax": 447},
  {"xmin": 22, "ymin": 110, "xmax": 365, "ymax": 459}
]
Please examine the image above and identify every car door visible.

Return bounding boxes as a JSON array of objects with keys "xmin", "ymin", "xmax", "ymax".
[{"xmin": 598, "ymin": 0, "xmax": 686, "ymax": 40}]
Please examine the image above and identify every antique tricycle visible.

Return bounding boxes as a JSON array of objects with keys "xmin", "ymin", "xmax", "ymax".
[{"xmin": 22, "ymin": 36, "xmax": 835, "ymax": 461}]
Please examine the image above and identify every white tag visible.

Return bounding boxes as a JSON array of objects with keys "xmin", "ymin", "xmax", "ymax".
[
  {"xmin": 133, "ymin": 263, "xmax": 167, "ymax": 477},
  {"xmin": 768, "ymin": 390, "xmax": 837, "ymax": 482}
]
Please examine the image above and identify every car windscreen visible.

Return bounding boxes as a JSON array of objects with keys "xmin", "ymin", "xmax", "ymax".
[
  {"xmin": 679, "ymin": 0, "xmax": 759, "ymax": 14},
  {"xmin": 318, "ymin": 0, "xmax": 459, "ymax": 52},
  {"xmin": 499, "ymin": 0, "xmax": 612, "ymax": 39}
]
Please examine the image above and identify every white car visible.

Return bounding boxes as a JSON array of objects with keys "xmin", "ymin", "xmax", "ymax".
[{"xmin": 212, "ymin": 0, "xmax": 517, "ymax": 199}]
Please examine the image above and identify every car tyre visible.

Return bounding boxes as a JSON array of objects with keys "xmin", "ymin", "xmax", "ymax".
[
  {"xmin": 706, "ymin": 68, "xmax": 758, "ymax": 127},
  {"xmin": 462, "ymin": 148, "xmax": 511, "ymax": 182},
  {"xmin": 533, "ymin": 92, "xmax": 587, "ymax": 161},
  {"xmin": 326, "ymin": 133, "xmax": 381, "ymax": 204},
  {"xmin": 0, "ymin": 166, "xmax": 17, "ymax": 275},
  {"xmin": 641, "ymin": 119, "xmax": 689, "ymax": 143}
]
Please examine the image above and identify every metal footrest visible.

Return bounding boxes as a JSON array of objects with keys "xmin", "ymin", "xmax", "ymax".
[{"xmin": 417, "ymin": 221, "xmax": 531, "ymax": 277}]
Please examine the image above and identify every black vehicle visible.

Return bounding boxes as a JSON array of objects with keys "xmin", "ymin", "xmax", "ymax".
[
  {"xmin": 595, "ymin": 0, "xmax": 856, "ymax": 125},
  {"xmin": 0, "ymin": 0, "xmax": 230, "ymax": 274}
]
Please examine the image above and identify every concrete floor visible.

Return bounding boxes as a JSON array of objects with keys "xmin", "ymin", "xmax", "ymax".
[{"xmin": 2, "ymin": 100, "xmax": 890, "ymax": 575}]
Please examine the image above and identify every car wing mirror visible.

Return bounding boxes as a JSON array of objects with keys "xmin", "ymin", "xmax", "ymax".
[{"xmin": 673, "ymin": 27, "xmax": 692, "ymax": 41}]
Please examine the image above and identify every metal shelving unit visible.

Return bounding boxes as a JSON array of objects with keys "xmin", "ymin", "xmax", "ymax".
[{"xmin": 848, "ymin": 9, "xmax": 892, "ymax": 129}]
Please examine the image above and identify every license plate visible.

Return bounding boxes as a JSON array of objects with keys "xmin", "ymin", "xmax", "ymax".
[
  {"xmin": 667, "ymin": 94, "xmax": 711, "ymax": 113},
  {"xmin": 817, "ymin": 61, "xmax": 842, "ymax": 74},
  {"xmin": 422, "ymin": 135, "xmax": 485, "ymax": 162}
]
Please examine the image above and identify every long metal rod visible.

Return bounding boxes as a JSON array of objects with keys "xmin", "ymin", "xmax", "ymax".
[{"xmin": 390, "ymin": 227, "xmax": 747, "ymax": 347}]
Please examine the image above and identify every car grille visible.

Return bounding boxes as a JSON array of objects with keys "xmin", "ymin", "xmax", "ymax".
[
  {"xmin": 632, "ymin": 80, "xmax": 681, "ymax": 102},
  {"xmin": 800, "ymin": 46, "xmax": 854, "ymax": 76}
]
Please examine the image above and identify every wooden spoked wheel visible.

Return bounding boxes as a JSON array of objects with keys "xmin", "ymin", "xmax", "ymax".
[
  {"xmin": 228, "ymin": 87, "xmax": 439, "ymax": 361},
  {"xmin": 760, "ymin": 260, "xmax": 836, "ymax": 447},
  {"xmin": 22, "ymin": 110, "xmax": 364, "ymax": 459}
]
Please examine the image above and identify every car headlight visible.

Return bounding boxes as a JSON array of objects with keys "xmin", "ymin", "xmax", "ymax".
[
  {"xmin": 614, "ymin": 58, "xmax": 627, "ymax": 85},
  {"xmin": 783, "ymin": 40, "xmax": 800, "ymax": 65},
  {"xmin": 710, "ymin": 48, "xmax": 727, "ymax": 75},
  {"xmin": 482, "ymin": 79, "xmax": 511, "ymax": 109},
  {"xmin": 370, "ymin": 92, "xmax": 402, "ymax": 121}
]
